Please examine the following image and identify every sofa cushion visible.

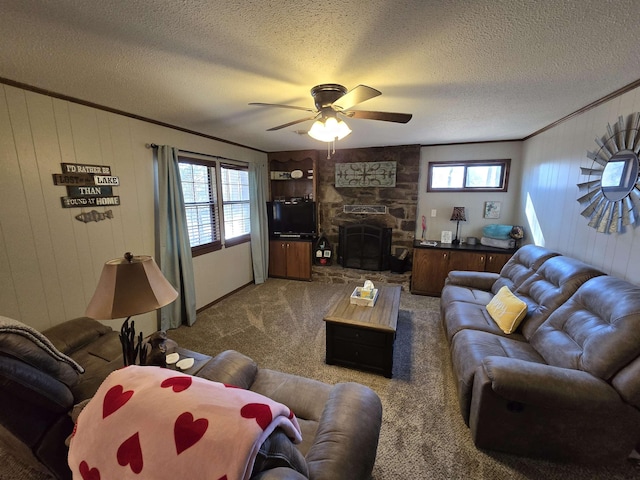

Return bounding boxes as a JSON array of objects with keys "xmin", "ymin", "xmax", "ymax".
[
  {"xmin": 491, "ymin": 245, "xmax": 560, "ymax": 295},
  {"xmin": 250, "ymin": 368, "xmax": 331, "ymax": 456},
  {"xmin": 441, "ymin": 283, "xmax": 495, "ymax": 308},
  {"xmin": 442, "ymin": 300, "xmax": 526, "ymax": 343},
  {"xmin": 442, "ymin": 245, "xmax": 559, "ymax": 309},
  {"xmin": 450, "ymin": 329, "xmax": 545, "ymax": 424},
  {"xmin": 486, "ymin": 286, "xmax": 528, "ymax": 334},
  {"xmin": 530, "ymin": 276, "xmax": 640, "ymax": 382},
  {"xmin": 43, "ymin": 317, "xmax": 112, "ymax": 355},
  {"xmin": 514, "ymin": 256, "xmax": 604, "ymax": 339},
  {"xmin": 252, "ymin": 429, "xmax": 309, "ymax": 478}
]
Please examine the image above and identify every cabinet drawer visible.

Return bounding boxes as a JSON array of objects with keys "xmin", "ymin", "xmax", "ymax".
[
  {"xmin": 331, "ymin": 339, "xmax": 387, "ymax": 368},
  {"xmin": 330, "ymin": 324, "xmax": 387, "ymax": 347}
]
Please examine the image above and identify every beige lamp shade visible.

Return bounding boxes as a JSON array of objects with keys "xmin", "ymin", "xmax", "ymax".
[{"xmin": 85, "ymin": 253, "xmax": 178, "ymax": 320}]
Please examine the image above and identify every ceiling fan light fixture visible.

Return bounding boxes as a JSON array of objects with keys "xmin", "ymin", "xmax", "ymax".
[{"xmin": 308, "ymin": 116, "xmax": 351, "ymax": 142}]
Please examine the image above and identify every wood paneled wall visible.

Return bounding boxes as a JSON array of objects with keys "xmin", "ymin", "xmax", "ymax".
[
  {"xmin": 518, "ymin": 87, "xmax": 640, "ymax": 284},
  {"xmin": 0, "ymin": 84, "xmax": 264, "ymax": 333}
]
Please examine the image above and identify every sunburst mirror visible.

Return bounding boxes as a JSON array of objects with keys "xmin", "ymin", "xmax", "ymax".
[{"xmin": 577, "ymin": 112, "xmax": 640, "ymax": 234}]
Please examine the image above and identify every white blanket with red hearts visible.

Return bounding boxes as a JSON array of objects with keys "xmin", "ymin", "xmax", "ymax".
[{"xmin": 68, "ymin": 365, "xmax": 302, "ymax": 480}]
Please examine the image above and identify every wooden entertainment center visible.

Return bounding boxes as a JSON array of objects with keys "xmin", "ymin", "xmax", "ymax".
[{"xmin": 267, "ymin": 150, "xmax": 318, "ymax": 281}]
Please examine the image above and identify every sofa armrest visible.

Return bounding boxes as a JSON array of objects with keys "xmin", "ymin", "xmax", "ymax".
[
  {"xmin": 470, "ymin": 356, "xmax": 640, "ymax": 463},
  {"xmin": 306, "ymin": 382, "xmax": 382, "ymax": 480},
  {"xmin": 195, "ymin": 349, "xmax": 258, "ymax": 389},
  {"xmin": 481, "ymin": 356, "xmax": 621, "ymax": 410},
  {"xmin": 445, "ymin": 271, "xmax": 499, "ymax": 291}
]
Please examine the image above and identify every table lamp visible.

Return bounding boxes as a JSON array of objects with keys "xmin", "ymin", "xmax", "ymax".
[
  {"xmin": 450, "ymin": 207, "xmax": 466, "ymax": 246},
  {"xmin": 85, "ymin": 252, "xmax": 178, "ymax": 366}
]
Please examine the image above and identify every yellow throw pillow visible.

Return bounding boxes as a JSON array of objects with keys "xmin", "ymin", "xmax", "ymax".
[{"xmin": 486, "ymin": 286, "xmax": 528, "ymax": 334}]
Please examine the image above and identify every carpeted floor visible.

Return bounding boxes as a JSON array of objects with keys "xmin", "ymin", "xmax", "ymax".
[
  {"xmin": 169, "ymin": 279, "xmax": 639, "ymax": 480},
  {"xmin": 2, "ymin": 278, "xmax": 639, "ymax": 479}
]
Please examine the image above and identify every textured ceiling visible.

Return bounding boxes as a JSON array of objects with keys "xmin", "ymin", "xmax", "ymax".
[{"xmin": 2, "ymin": 0, "xmax": 640, "ymax": 152}]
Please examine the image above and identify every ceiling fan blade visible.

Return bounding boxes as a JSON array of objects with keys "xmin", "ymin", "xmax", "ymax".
[
  {"xmin": 333, "ymin": 85, "xmax": 381, "ymax": 111},
  {"xmin": 344, "ymin": 110, "xmax": 413, "ymax": 124},
  {"xmin": 267, "ymin": 115, "xmax": 318, "ymax": 131},
  {"xmin": 249, "ymin": 102, "xmax": 315, "ymax": 113}
]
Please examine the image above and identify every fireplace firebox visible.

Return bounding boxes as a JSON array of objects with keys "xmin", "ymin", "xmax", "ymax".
[{"xmin": 338, "ymin": 224, "xmax": 392, "ymax": 271}]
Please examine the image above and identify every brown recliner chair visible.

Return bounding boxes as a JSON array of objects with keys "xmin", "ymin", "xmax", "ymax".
[
  {"xmin": 194, "ymin": 349, "xmax": 383, "ymax": 480},
  {"xmin": 0, "ymin": 317, "xmax": 122, "ymax": 479},
  {"xmin": 0, "ymin": 317, "xmax": 382, "ymax": 480}
]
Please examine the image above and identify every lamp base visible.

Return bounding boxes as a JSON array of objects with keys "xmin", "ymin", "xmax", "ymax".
[
  {"xmin": 120, "ymin": 317, "xmax": 147, "ymax": 366},
  {"xmin": 451, "ymin": 238, "xmax": 461, "ymax": 246}
]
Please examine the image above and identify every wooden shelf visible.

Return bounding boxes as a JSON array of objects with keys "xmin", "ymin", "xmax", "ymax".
[{"xmin": 268, "ymin": 150, "xmax": 317, "ymax": 201}]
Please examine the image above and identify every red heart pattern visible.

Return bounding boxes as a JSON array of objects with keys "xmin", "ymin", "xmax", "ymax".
[
  {"xmin": 174, "ymin": 412, "xmax": 209, "ymax": 455},
  {"xmin": 79, "ymin": 460, "xmax": 100, "ymax": 480},
  {"xmin": 102, "ymin": 385, "xmax": 134, "ymax": 419},
  {"xmin": 240, "ymin": 403, "xmax": 273, "ymax": 431},
  {"xmin": 117, "ymin": 432, "xmax": 143, "ymax": 474},
  {"xmin": 161, "ymin": 376, "xmax": 192, "ymax": 392},
  {"xmin": 72, "ymin": 368, "xmax": 299, "ymax": 479}
]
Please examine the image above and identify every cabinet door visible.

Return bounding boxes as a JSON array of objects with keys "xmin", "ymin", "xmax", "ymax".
[
  {"xmin": 485, "ymin": 252, "xmax": 512, "ymax": 273},
  {"xmin": 411, "ymin": 249, "xmax": 450, "ymax": 296},
  {"xmin": 285, "ymin": 241, "xmax": 312, "ymax": 280},
  {"xmin": 448, "ymin": 251, "xmax": 486, "ymax": 272},
  {"xmin": 268, "ymin": 240, "xmax": 288, "ymax": 278}
]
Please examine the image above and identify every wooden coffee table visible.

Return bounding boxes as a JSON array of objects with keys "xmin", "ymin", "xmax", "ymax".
[{"xmin": 324, "ymin": 284, "xmax": 401, "ymax": 378}]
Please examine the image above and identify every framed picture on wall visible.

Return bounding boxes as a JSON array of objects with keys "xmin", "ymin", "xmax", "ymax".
[{"xmin": 484, "ymin": 201, "xmax": 501, "ymax": 219}]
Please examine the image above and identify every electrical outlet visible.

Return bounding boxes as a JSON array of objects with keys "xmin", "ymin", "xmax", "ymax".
[{"xmin": 431, "ymin": 209, "xmax": 437, "ymax": 217}]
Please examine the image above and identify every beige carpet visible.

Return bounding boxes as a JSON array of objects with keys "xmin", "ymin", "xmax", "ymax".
[{"xmin": 2, "ymin": 278, "xmax": 639, "ymax": 479}]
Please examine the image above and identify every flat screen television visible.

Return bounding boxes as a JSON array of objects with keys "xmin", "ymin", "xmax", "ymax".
[{"xmin": 267, "ymin": 201, "xmax": 317, "ymax": 238}]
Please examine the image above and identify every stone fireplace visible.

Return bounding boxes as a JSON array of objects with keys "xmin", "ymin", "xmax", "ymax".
[
  {"xmin": 338, "ymin": 224, "xmax": 392, "ymax": 271},
  {"xmin": 316, "ymin": 144, "xmax": 421, "ymax": 266}
]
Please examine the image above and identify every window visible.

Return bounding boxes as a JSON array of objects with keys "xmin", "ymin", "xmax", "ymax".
[
  {"xmin": 179, "ymin": 158, "xmax": 221, "ymax": 256},
  {"xmin": 178, "ymin": 156, "xmax": 251, "ymax": 256},
  {"xmin": 427, "ymin": 159, "xmax": 511, "ymax": 192},
  {"xmin": 221, "ymin": 165, "xmax": 250, "ymax": 246}
]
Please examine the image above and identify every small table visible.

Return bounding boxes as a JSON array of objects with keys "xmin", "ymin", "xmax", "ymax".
[
  {"xmin": 163, "ymin": 339, "xmax": 212, "ymax": 376},
  {"xmin": 324, "ymin": 285, "xmax": 401, "ymax": 378}
]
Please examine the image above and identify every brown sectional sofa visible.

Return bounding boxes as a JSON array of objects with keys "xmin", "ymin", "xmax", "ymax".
[
  {"xmin": 0, "ymin": 317, "xmax": 382, "ymax": 480},
  {"xmin": 440, "ymin": 244, "xmax": 640, "ymax": 463}
]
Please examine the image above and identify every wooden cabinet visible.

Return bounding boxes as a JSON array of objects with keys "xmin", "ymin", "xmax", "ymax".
[
  {"xmin": 268, "ymin": 150, "xmax": 317, "ymax": 202},
  {"xmin": 269, "ymin": 240, "xmax": 312, "ymax": 281},
  {"xmin": 411, "ymin": 248, "xmax": 450, "ymax": 296},
  {"xmin": 485, "ymin": 252, "xmax": 512, "ymax": 273},
  {"xmin": 411, "ymin": 243, "xmax": 515, "ymax": 296}
]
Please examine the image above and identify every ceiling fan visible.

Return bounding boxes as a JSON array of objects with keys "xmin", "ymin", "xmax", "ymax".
[{"xmin": 249, "ymin": 83, "xmax": 412, "ymax": 136}]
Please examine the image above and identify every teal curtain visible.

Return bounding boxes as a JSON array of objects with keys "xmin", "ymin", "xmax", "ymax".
[
  {"xmin": 154, "ymin": 145, "xmax": 197, "ymax": 329},
  {"xmin": 249, "ymin": 160, "xmax": 269, "ymax": 283}
]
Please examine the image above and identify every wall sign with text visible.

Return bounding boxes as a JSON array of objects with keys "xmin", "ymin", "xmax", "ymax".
[{"xmin": 52, "ymin": 163, "xmax": 120, "ymax": 222}]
